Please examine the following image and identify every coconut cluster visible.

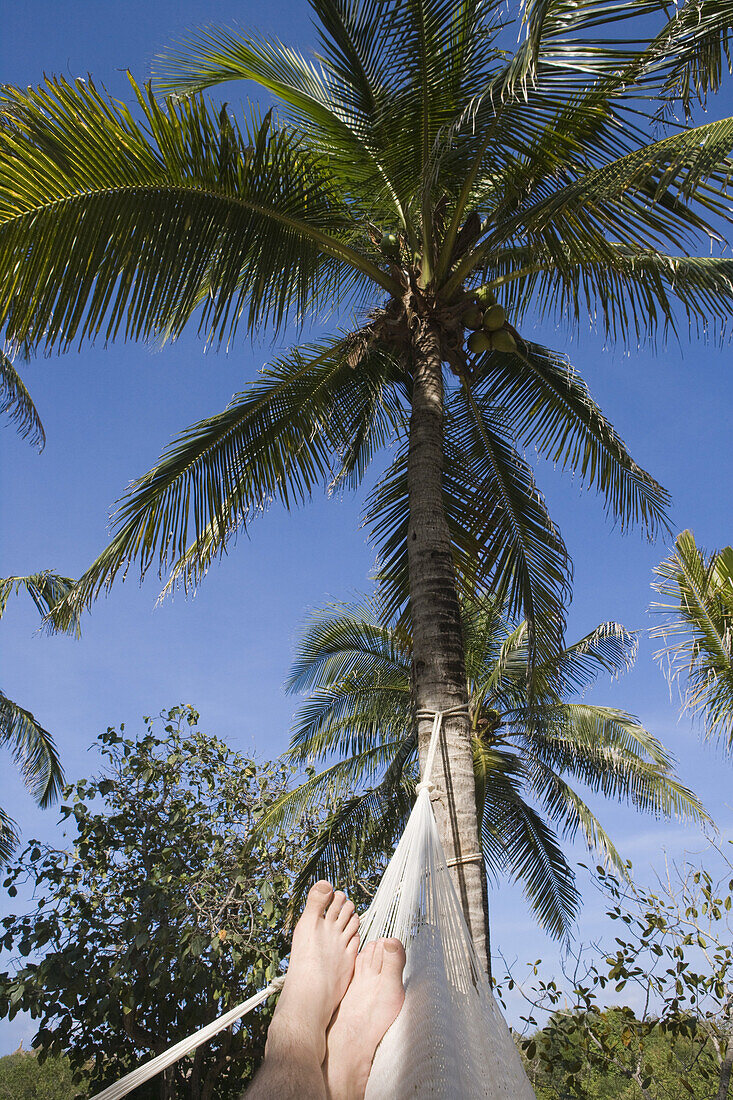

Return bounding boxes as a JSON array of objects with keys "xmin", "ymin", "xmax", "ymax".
[{"xmin": 462, "ymin": 286, "xmax": 516, "ymax": 355}]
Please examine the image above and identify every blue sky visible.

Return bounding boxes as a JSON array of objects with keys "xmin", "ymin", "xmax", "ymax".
[{"xmin": 1, "ymin": 0, "xmax": 732, "ymax": 1055}]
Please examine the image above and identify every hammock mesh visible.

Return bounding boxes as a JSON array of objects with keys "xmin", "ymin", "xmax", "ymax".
[{"xmin": 361, "ymin": 788, "xmax": 535, "ymax": 1099}]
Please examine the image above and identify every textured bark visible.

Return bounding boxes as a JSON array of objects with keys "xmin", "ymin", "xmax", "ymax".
[{"xmin": 407, "ymin": 317, "xmax": 491, "ymax": 976}]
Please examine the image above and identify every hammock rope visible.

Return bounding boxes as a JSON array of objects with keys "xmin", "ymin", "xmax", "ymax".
[{"xmin": 90, "ymin": 710, "xmax": 536, "ymax": 1099}]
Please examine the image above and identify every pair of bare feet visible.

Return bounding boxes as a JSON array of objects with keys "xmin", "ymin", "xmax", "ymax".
[{"xmin": 247, "ymin": 880, "xmax": 406, "ymax": 1100}]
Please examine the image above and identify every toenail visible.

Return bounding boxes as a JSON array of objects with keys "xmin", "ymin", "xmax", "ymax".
[
  {"xmin": 384, "ymin": 940, "xmax": 401, "ymax": 952},
  {"xmin": 315, "ymin": 881, "xmax": 332, "ymax": 892}
]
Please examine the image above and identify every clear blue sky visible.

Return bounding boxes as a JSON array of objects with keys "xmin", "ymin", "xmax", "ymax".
[{"xmin": 1, "ymin": 0, "xmax": 732, "ymax": 1053}]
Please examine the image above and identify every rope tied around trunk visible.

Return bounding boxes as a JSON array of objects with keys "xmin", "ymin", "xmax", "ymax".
[{"xmin": 414, "ymin": 705, "xmax": 471, "ymax": 796}]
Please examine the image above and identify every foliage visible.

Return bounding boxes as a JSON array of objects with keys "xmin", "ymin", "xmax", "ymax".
[
  {"xmin": 0, "ymin": 706, "xmax": 352, "ymax": 1100},
  {"xmin": 521, "ymin": 1006, "xmax": 720, "ymax": 1099},
  {"xmin": 0, "ymin": 1050, "xmax": 84, "ymax": 1100},
  {"xmin": 258, "ymin": 593, "xmax": 707, "ymax": 940},
  {"xmin": 501, "ymin": 848, "xmax": 733, "ymax": 1099},
  {"xmin": 652, "ymin": 529, "xmax": 733, "ymax": 749},
  {"xmin": 0, "ymin": 346, "xmax": 44, "ymax": 450},
  {"xmin": 0, "ymin": 573, "xmax": 72, "ymax": 861},
  {"xmin": 8, "ymin": 0, "xmax": 733, "ymax": 667}
]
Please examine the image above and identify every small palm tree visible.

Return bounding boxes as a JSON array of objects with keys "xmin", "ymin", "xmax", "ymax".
[
  {"xmin": 0, "ymin": 573, "xmax": 71, "ymax": 859},
  {"xmin": 1, "ymin": 0, "xmax": 731, "ymax": 962},
  {"xmin": 652, "ymin": 530, "xmax": 733, "ymax": 749},
  {"xmin": 261, "ymin": 594, "xmax": 706, "ymax": 945}
]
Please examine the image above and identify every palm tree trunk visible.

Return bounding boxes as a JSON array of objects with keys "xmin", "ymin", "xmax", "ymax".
[{"xmin": 407, "ymin": 317, "xmax": 491, "ymax": 976}]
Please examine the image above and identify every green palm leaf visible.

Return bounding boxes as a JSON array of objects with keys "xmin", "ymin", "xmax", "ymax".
[
  {"xmin": 0, "ymin": 76, "xmax": 397, "ymax": 356},
  {"xmin": 0, "ymin": 348, "xmax": 45, "ymax": 449},
  {"xmin": 651, "ymin": 529, "xmax": 733, "ymax": 747},
  {"xmin": 0, "ymin": 691, "xmax": 63, "ymax": 810},
  {"xmin": 474, "ymin": 342, "xmax": 670, "ymax": 536},
  {"xmin": 49, "ymin": 339, "xmax": 405, "ymax": 628}
]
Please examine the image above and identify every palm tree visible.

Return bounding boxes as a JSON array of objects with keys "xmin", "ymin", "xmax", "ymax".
[
  {"xmin": 652, "ymin": 530, "xmax": 733, "ymax": 749},
  {"xmin": 0, "ymin": 573, "xmax": 70, "ymax": 860},
  {"xmin": 1, "ymin": 0, "xmax": 731, "ymax": 966},
  {"xmin": 257, "ymin": 594, "xmax": 706, "ymax": 951}
]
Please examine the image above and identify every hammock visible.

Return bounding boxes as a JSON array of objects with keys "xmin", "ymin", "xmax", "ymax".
[{"xmin": 92, "ymin": 712, "xmax": 535, "ymax": 1099}]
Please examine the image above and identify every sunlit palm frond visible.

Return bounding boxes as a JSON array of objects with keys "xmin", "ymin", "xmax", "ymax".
[
  {"xmin": 0, "ymin": 348, "xmax": 45, "ymax": 450},
  {"xmin": 453, "ymin": 116, "xmax": 733, "ymax": 301},
  {"xmin": 0, "ymin": 76, "xmax": 397, "ymax": 356},
  {"xmin": 286, "ymin": 600, "xmax": 412, "ymax": 695},
  {"xmin": 651, "ymin": 529, "xmax": 733, "ymax": 747},
  {"xmin": 534, "ymin": 622, "xmax": 639, "ymax": 697},
  {"xmin": 288, "ymin": 684, "xmax": 412, "ymax": 764},
  {"xmin": 255, "ymin": 742, "xmax": 410, "ymax": 840},
  {"xmin": 522, "ymin": 704, "xmax": 709, "ymax": 826}
]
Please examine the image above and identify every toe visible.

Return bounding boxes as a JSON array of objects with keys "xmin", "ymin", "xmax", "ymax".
[
  {"xmin": 358, "ymin": 940, "xmax": 377, "ymax": 969},
  {"xmin": 381, "ymin": 938, "xmax": 406, "ymax": 976},
  {"xmin": 342, "ymin": 912, "xmax": 360, "ymax": 943},
  {"xmin": 335, "ymin": 898, "xmax": 355, "ymax": 930},
  {"xmin": 305, "ymin": 880, "xmax": 334, "ymax": 917},
  {"xmin": 326, "ymin": 889, "xmax": 347, "ymax": 921}
]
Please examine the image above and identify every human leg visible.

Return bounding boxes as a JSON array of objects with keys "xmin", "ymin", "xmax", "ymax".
[{"xmin": 244, "ymin": 880, "xmax": 359, "ymax": 1100}]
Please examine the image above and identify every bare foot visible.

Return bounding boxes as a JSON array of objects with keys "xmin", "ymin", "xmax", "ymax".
[
  {"xmin": 266, "ymin": 881, "xmax": 360, "ymax": 1065},
  {"xmin": 324, "ymin": 937, "xmax": 406, "ymax": 1100}
]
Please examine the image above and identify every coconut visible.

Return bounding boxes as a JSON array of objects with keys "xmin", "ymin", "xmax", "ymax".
[
  {"xmin": 482, "ymin": 304, "xmax": 506, "ymax": 331},
  {"xmin": 474, "ymin": 284, "xmax": 497, "ymax": 306},
  {"xmin": 467, "ymin": 330, "xmax": 492, "ymax": 355},
  {"xmin": 461, "ymin": 306, "xmax": 484, "ymax": 330},
  {"xmin": 380, "ymin": 231, "xmax": 400, "ymax": 256},
  {"xmin": 490, "ymin": 329, "xmax": 517, "ymax": 353}
]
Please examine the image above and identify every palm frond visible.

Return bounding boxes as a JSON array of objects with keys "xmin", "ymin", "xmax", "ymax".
[
  {"xmin": 473, "ymin": 742, "xmax": 579, "ymax": 939},
  {"xmin": 0, "ymin": 691, "xmax": 64, "ymax": 809},
  {"xmin": 0, "ymin": 571, "xmax": 80, "ymax": 637},
  {"xmin": 255, "ymin": 741, "xmax": 410, "ymax": 840},
  {"xmin": 288, "ymin": 741, "xmax": 417, "ymax": 912},
  {"xmin": 447, "ymin": 384, "xmax": 571, "ymax": 664},
  {"xmin": 48, "ymin": 339, "xmax": 405, "ymax": 629},
  {"xmin": 0, "ymin": 807, "xmax": 20, "ymax": 865},
  {"xmin": 523, "ymin": 704, "xmax": 709, "ymax": 825},
  {"xmin": 474, "ymin": 342, "xmax": 670, "ymax": 537},
  {"xmin": 651, "ymin": 530, "xmax": 733, "ymax": 747},
  {"xmin": 539, "ymin": 621, "xmax": 639, "ymax": 696},
  {"xmin": 0, "ymin": 348, "xmax": 45, "ymax": 449},
  {"xmin": 491, "ymin": 245, "xmax": 733, "ymax": 342},
  {"xmin": 0, "ymin": 76, "xmax": 398, "ymax": 357},
  {"xmin": 452, "ymin": 115, "xmax": 733, "ymax": 297}
]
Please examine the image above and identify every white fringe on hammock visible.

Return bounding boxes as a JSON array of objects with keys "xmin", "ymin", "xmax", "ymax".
[{"xmin": 92, "ymin": 712, "xmax": 535, "ymax": 1099}]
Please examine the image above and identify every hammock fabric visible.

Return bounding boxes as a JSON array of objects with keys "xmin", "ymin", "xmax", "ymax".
[{"xmin": 92, "ymin": 712, "xmax": 536, "ymax": 1099}]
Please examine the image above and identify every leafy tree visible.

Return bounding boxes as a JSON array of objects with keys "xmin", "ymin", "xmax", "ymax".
[
  {"xmin": 0, "ymin": 574, "xmax": 71, "ymax": 860},
  {"xmin": 2, "ymin": 0, "xmax": 732, "ymax": 965},
  {"xmin": 522, "ymin": 1006, "xmax": 720, "ymax": 1100},
  {"xmin": 502, "ymin": 850, "xmax": 733, "ymax": 1099},
  {"xmin": 0, "ymin": 706, "xmax": 345, "ymax": 1100},
  {"xmin": 652, "ymin": 529, "xmax": 733, "ymax": 749},
  {"xmin": 261, "ymin": 594, "xmax": 706, "ymax": 946},
  {"xmin": 0, "ymin": 1050, "xmax": 84, "ymax": 1100}
]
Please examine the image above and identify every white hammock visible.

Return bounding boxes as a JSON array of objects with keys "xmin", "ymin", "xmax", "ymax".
[{"xmin": 92, "ymin": 712, "xmax": 535, "ymax": 1099}]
